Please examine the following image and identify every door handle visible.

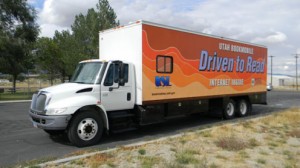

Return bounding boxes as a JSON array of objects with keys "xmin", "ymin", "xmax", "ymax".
[{"xmin": 127, "ymin": 93, "xmax": 131, "ymax": 101}]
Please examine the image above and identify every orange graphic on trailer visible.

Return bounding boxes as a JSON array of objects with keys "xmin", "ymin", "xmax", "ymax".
[{"xmin": 141, "ymin": 24, "xmax": 267, "ymax": 102}]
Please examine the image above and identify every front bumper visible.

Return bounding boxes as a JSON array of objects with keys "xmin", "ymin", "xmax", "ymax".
[{"xmin": 29, "ymin": 110, "xmax": 71, "ymax": 130}]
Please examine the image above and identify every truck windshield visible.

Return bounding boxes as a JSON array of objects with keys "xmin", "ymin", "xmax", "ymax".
[{"xmin": 70, "ymin": 62, "xmax": 103, "ymax": 84}]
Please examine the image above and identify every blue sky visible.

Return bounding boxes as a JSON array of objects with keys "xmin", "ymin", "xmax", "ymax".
[
  {"xmin": 28, "ymin": 0, "xmax": 43, "ymax": 9},
  {"xmin": 28, "ymin": 0, "xmax": 300, "ymax": 76}
]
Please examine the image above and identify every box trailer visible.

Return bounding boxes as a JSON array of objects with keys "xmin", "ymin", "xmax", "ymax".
[{"xmin": 29, "ymin": 20, "xmax": 267, "ymax": 147}]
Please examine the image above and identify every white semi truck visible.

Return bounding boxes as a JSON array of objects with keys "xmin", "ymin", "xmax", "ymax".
[{"xmin": 29, "ymin": 21, "xmax": 267, "ymax": 147}]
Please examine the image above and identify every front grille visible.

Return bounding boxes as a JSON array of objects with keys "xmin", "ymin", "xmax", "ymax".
[
  {"xmin": 36, "ymin": 94, "xmax": 46, "ymax": 111},
  {"xmin": 31, "ymin": 93, "xmax": 48, "ymax": 113}
]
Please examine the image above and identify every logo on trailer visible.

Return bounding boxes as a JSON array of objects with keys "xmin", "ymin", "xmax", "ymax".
[{"xmin": 155, "ymin": 76, "xmax": 172, "ymax": 87}]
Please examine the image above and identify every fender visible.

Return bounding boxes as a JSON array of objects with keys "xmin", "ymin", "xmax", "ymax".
[
  {"xmin": 46, "ymin": 95, "xmax": 110, "ymax": 130},
  {"xmin": 96, "ymin": 104, "xmax": 109, "ymax": 130}
]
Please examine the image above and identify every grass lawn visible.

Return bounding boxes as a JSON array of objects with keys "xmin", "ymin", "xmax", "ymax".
[
  {"xmin": 0, "ymin": 92, "xmax": 34, "ymax": 101},
  {"xmin": 0, "ymin": 78, "xmax": 61, "ymax": 101}
]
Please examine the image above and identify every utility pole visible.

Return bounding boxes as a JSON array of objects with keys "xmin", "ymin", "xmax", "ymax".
[
  {"xmin": 269, "ymin": 55, "xmax": 275, "ymax": 87},
  {"xmin": 293, "ymin": 54, "xmax": 299, "ymax": 91}
]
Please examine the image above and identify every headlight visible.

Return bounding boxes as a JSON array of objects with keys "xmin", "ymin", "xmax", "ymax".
[{"xmin": 46, "ymin": 107, "xmax": 68, "ymax": 115}]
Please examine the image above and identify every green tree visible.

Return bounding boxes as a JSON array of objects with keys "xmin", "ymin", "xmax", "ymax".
[
  {"xmin": 71, "ymin": 0, "xmax": 119, "ymax": 59},
  {"xmin": 97, "ymin": 0, "xmax": 119, "ymax": 30},
  {"xmin": 0, "ymin": 0, "xmax": 39, "ymax": 91},
  {"xmin": 33, "ymin": 0, "xmax": 119, "ymax": 83},
  {"xmin": 53, "ymin": 30, "xmax": 84, "ymax": 81},
  {"xmin": 35, "ymin": 37, "xmax": 61, "ymax": 85}
]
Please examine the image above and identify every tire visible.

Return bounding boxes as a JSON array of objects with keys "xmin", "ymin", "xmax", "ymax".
[
  {"xmin": 44, "ymin": 130, "xmax": 65, "ymax": 136},
  {"xmin": 223, "ymin": 99, "xmax": 236, "ymax": 119},
  {"xmin": 236, "ymin": 99, "xmax": 251, "ymax": 117},
  {"xmin": 67, "ymin": 111, "xmax": 103, "ymax": 147}
]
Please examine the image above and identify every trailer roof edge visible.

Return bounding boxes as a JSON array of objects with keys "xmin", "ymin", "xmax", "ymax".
[{"xmin": 140, "ymin": 20, "xmax": 266, "ymax": 49}]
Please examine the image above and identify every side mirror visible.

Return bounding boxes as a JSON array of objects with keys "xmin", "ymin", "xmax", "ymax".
[{"xmin": 119, "ymin": 78, "xmax": 125, "ymax": 86}]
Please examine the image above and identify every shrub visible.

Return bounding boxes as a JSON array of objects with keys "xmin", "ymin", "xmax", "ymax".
[
  {"xmin": 215, "ymin": 136, "xmax": 248, "ymax": 151},
  {"xmin": 175, "ymin": 150, "xmax": 199, "ymax": 164},
  {"xmin": 288, "ymin": 129, "xmax": 300, "ymax": 138},
  {"xmin": 138, "ymin": 149, "xmax": 146, "ymax": 155}
]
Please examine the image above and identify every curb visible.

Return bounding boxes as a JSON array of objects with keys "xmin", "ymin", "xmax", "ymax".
[{"xmin": 0, "ymin": 100, "xmax": 31, "ymax": 104}]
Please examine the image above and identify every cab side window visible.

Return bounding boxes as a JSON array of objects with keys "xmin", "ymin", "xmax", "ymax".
[
  {"xmin": 122, "ymin": 64, "xmax": 129, "ymax": 85},
  {"xmin": 104, "ymin": 63, "xmax": 129, "ymax": 86},
  {"xmin": 104, "ymin": 64, "xmax": 114, "ymax": 86}
]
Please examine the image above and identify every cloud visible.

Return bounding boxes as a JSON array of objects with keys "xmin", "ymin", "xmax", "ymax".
[
  {"xmin": 35, "ymin": 0, "xmax": 300, "ymax": 75},
  {"xmin": 251, "ymin": 32, "xmax": 287, "ymax": 44},
  {"xmin": 285, "ymin": 61, "xmax": 296, "ymax": 65},
  {"xmin": 38, "ymin": 0, "xmax": 97, "ymax": 35},
  {"xmin": 40, "ymin": 23, "xmax": 70, "ymax": 38},
  {"xmin": 110, "ymin": 0, "xmax": 194, "ymax": 28}
]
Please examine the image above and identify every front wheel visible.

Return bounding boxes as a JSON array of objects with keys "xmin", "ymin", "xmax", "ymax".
[{"xmin": 68, "ymin": 111, "xmax": 103, "ymax": 147}]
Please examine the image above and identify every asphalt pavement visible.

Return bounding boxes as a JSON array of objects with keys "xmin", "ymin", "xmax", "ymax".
[{"xmin": 0, "ymin": 90, "xmax": 299, "ymax": 167}]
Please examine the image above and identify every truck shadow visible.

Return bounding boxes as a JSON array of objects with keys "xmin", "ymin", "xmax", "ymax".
[
  {"xmin": 48, "ymin": 133, "xmax": 72, "ymax": 146},
  {"xmin": 49, "ymin": 105, "xmax": 283, "ymax": 148},
  {"xmin": 99, "ymin": 105, "xmax": 281, "ymax": 147}
]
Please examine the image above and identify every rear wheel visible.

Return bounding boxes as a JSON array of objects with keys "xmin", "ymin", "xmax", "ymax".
[
  {"xmin": 223, "ymin": 99, "xmax": 236, "ymax": 119},
  {"xmin": 68, "ymin": 110, "xmax": 103, "ymax": 147},
  {"xmin": 236, "ymin": 99, "xmax": 251, "ymax": 117}
]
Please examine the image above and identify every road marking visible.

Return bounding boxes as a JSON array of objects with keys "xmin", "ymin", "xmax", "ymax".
[{"xmin": 0, "ymin": 100, "xmax": 31, "ymax": 104}]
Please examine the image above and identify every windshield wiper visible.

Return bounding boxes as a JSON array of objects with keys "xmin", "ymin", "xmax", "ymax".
[{"xmin": 70, "ymin": 81, "xmax": 86, "ymax": 84}]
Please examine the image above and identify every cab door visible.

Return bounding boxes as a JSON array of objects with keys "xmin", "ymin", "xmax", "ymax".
[{"xmin": 100, "ymin": 62, "xmax": 135, "ymax": 111}]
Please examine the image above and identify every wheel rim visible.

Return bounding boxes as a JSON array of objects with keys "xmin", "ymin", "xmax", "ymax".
[
  {"xmin": 77, "ymin": 118, "xmax": 98, "ymax": 141},
  {"xmin": 239, "ymin": 101, "xmax": 247, "ymax": 115},
  {"xmin": 226, "ymin": 102, "xmax": 234, "ymax": 116}
]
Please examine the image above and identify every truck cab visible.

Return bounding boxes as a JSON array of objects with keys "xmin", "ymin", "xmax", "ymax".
[{"xmin": 29, "ymin": 60, "xmax": 136, "ymax": 147}]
